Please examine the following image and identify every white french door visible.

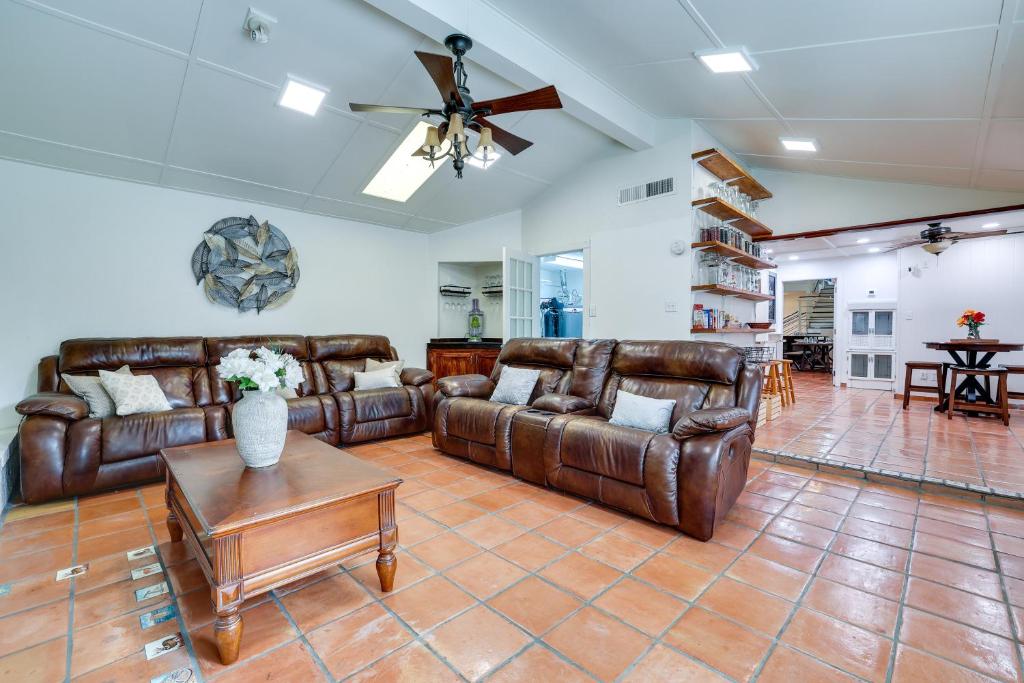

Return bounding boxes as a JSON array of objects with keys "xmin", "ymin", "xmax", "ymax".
[
  {"xmin": 847, "ymin": 303, "xmax": 896, "ymax": 389},
  {"xmin": 502, "ymin": 248, "xmax": 540, "ymax": 342}
]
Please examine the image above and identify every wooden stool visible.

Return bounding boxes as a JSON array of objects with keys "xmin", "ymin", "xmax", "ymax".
[
  {"xmin": 948, "ymin": 366, "xmax": 1009, "ymax": 425},
  {"xmin": 1001, "ymin": 365, "xmax": 1024, "ymax": 402},
  {"xmin": 779, "ymin": 359, "xmax": 796, "ymax": 405},
  {"xmin": 766, "ymin": 360, "xmax": 789, "ymax": 407},
  {"xmin": 902, "ymin": 361, "xmax": 946, "ymax": 410}
]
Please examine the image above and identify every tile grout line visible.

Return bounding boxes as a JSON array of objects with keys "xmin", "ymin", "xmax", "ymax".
[
  {"xmin": 267, "ymin": 590, "xmax": 336, "ymax": 682},
  {"xmin": 135, "ymin": 488, "xmax": 205, "ymax": 683},
  {"xmin": 63, "ymin": 496, "xmax": 79, "ymax": 683},
  {"xmin": 983, "ymin": 492, "xmax": 1024, "ymax": 680},
  {"xmin": 881, "ymin": 481, "xmax": 921, "ymax": 682}
]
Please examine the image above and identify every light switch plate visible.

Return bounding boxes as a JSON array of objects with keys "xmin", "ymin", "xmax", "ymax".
[{"xmin": 664, "ymin": 301, "xmax": 678, "ymax": 313}]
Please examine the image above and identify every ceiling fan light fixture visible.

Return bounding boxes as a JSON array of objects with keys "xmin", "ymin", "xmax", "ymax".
[
  {"xmin": 422, "ymin": 125, "xmax": 441, "ymax": 151},
  {"xmin": 922, "ymin": 241, "xmax": 950, "ymax": 255},
  {"xmin": 695, "ymin": 47, "xmax": 758, "ymax": 73},
  {"xmin": 446, "ymin": 113, "xmax": 465, "ymax": 142}
]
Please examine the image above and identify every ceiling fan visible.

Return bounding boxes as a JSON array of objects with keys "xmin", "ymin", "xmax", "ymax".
[
  {"xmin": 886, "ymin": 222, "xmax": 1015, "ymax": 255},
  {"xmin": 349, "ymin": 34, "xmax": 563, "ymax": 178}
]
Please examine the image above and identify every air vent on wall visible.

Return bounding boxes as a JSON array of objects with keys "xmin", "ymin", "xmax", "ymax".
[{"xmin": 618, "ymin": 177, "xmax": 675, "ymax": 206}]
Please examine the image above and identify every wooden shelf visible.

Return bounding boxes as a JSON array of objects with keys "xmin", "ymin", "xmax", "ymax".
[
  {"xmin": 691, "ymin": 241, "xmax": 776, "ymax": 269},
  {"xmin": 691, "ymin": 284, "xmax": 773, "ymax": 302},
  {"xmin": 692, "ymin": 327, "xmax": 777, "ymax": 334},
  {"xmin": 692, "ymin": 148, "xmax": 772, "ymax": 201},
  {"xmin": 692, "ymin": 198, "xmax": 772, "ymax": 237}
]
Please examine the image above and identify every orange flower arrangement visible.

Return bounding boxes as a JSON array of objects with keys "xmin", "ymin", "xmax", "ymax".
[{"xmin": 956, "ymin": 309, "xmax": 986, "ymax": 339}]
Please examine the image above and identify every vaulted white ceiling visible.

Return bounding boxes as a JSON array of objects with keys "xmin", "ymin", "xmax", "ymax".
[
  {"xmin": 2, "ymin": 0, "xmax": 1024, "ymax": 232},
  {"xmin": 487, "ymin": 0, "xmax": 1024, "ymax": 192}
]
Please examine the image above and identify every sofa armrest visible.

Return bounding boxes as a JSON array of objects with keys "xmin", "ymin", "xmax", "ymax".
[
  {"xmin": 436, "ymin": 374, "xmax": 495, "ymax": 399},
  {"xmin": 677, "ymin": 423, "xmax": 753, "ymax": 540},
  {"xmin": 672, "ymin": 407, "xmax": 751, "ymax": 440},
  {"xmin": 531, "ymin": 394, "xmax": 595, "ymax": 414},
  {"xmin": 17, "ymin": 392, "xmax": 89, "ymax": 421},
  {"xmin": 400, "ymin": 367, "xmax": 434, "ymax": 387}
]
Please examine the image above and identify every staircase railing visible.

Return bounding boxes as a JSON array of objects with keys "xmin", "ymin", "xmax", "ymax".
[{"xmin": 783, "ymin": 311, "xmax": 806, "ymax": 335}]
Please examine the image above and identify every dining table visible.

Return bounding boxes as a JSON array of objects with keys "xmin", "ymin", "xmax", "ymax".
[
  {"xmin": 790, "ymin": 340, "xmax": 833, "ymax": 373},
  {"xmin": 924, "ymin": 340, "xmax": 1024, "ymax": 412}
]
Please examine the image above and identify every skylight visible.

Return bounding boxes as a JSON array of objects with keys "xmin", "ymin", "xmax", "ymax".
[
  {"xmin": 695, "ymin": 48, "xmax": 757, "ymax": 74},
  {"xmin": 279, "ymin": 78, "xmax": 327, "ymax": 116},
  {"xmin": 780, "ymin": 138, "xmax": 818, "ymax": 152},
  {"xmin": 363, "ymin": 121, "xmax": 444, "ymax": 202}
]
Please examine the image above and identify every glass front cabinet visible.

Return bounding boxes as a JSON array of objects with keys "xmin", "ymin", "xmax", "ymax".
[{"xmin": 846, "ymin": 303, "xmax": 896, "ymax": 390}]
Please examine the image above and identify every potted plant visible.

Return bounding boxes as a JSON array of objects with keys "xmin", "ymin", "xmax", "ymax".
[
  {"xmin": 956, "ymin": 309, "xmax": 986, "ymax": 341},
  {"xmin": 217, "ymin": 347, "xmax": 303, "ymax": 467}
]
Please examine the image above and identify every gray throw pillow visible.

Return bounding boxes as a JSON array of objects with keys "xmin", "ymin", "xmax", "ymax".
[
  {"xmin": 489, "ymin": 366, "xmax": 541, "ymax": 405},
  {"xmin": 62, "ymin": 365, "xmax": 131, "ymax": 418},
  {"xmin": 609, "ymin": 390, "xmax": 676, "ymax": 434}
]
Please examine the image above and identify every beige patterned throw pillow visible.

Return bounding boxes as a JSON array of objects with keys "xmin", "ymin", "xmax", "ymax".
[
  {"xmin": 99, "ymin": 370, "xmax": 173, "ymax": 416},
  {"xmin": 62, "ymin": 365, "xmax": 131, "ymax": 418}
]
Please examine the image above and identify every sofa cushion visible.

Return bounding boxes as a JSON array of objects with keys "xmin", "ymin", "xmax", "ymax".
[
  {"xmin": 349, "ymin": 387, "xmax": 413, "ymax": 423},
  {"xmin": 285, "ymin": 396, "xmax": 330, "ymax": 435},
  {"xmin": 101, "ymin": 408, "xmax": 206, "ymax": 464},
  {"xmin": 490, "ymin": 367, "xmax": 541, "ymax": 405},
  {"xmin": 445, "ymin": 397, "xmax": 508, "ymax": 446},
  {"xmin": 558, "ymin": 418, "xmax": 652, "ymax": 486},
  {"xmin": 59, "ymin": 337, "xmax": 206, "ymax": 374}
]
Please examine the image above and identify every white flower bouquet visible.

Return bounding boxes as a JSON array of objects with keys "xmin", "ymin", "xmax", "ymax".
[{"xmin": 217, "ymin": 347, "xmax": 304, "ymax": 393}]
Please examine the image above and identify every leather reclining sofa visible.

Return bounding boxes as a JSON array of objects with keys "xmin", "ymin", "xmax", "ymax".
[
  {"xmin": 433, "ymin": 338, "xmax": 762, "ymax": 540},
  {"xmin": 16, "ymin": 335, "xmax": 433, "ymax": 503}
]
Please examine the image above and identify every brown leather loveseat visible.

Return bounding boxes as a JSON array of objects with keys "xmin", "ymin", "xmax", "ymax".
[
  {"xmin": 16, "ymin": 334, "xmax": 432, "ymax": 503},
  {"xmin": 433, "ymin": 339, "xmax": 761, "ymax": 540}
]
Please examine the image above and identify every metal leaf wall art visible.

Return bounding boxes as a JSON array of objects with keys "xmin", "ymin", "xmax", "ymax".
[{"xmin": 191, "ymin": 216, "xmax": 300, "ymax": 314}]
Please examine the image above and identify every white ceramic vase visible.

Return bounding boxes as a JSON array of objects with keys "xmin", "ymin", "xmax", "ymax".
[{"xmin": 232, "ymin": 390, "xmax": 288, "ymax": 468}]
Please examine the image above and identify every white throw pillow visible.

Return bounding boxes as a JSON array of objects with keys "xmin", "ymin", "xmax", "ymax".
[
  {"xmin": 489, "ymin": 366, "xmax": 541, "ymax": 405},
  {"xmin": 62, "ymin": 365, "xmax": 131, "ymax": 418},
  {"xmin": 609, "ymin": 390, "xmax": 676, "ymax": 434},
  {"xmin": 98, "ymin": 370, "xmax": 173, "ymax": 416},
  {"xmin": 366, "ymin": 358, "xmax": 405, "ymax": 383},
  {"xmin": 353, "ymin": 368, "xmax": 402, "ymax": 390}
]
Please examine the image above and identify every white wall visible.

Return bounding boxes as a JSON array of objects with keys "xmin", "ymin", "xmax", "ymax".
[
  {"xmin": 0, "ymin": 160, "xmax": 433, "ymax": 428},
  {"xmin": 753, "ymin": 169, "xmax": 1024, "ymax": 237},
  {"xmin": 775, "ymin": 252, "xmax": 899, "ymax": 386},
  {"xmin": 437, "ymin": 261, "xmax": 503, "ymax": 338},
  {"xmin": 897, "ymin": 235, "xmax": 1024, "ymax": 395},
  {"xmin": 521, "ymin": 130, "xmax": 693, "ymax": 340}
]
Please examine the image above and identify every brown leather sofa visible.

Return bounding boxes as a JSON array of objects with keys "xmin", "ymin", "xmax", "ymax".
[
  {"xmin": 433, "ymin": 339, "xmax": 761, "ymax": 540},
  {"xmin": 432, "ymin": 338, "xmax": 614, "ymax": 470},
  {"xmin": 16, "ymin": 335, "xmax": 432, "ymax": 503}
]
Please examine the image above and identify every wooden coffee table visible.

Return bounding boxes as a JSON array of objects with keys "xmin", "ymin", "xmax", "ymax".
[{"xmin": 161, "ymin": 431, "xmax": 402, "ymax": 665}]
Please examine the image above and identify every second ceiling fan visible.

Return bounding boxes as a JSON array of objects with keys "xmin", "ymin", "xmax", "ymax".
[{"xmin": 350, "ymin": 33, "xmax": 563, "ymax": 178}]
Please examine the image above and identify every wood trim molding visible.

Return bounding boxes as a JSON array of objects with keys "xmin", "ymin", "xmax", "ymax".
[{"xmin": 754, "ymin": 203, "xmax": 1024, "ymax": 243}]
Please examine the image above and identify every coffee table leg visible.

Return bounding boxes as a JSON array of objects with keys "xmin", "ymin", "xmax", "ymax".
[
  {"xmin": 165, "ymin": 510, "xmax": 183, "ymax": 543},
  {"xmin": 214, "ymin": 608, "xmax": 243, "ymax": 665},
  {"xmin": 376, "ymin": 549, "xmax": 397, "ymax": 592}
]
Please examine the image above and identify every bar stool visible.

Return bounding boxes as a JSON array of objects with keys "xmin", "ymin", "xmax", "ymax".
[
  {"xmin": 1001, "ymin": 365, "xmax": 1024, "ymax": 403},
  {"xmin": 779, "ymin": 359, "xmax": 797, "ymax": 405},
  {"xmin": 766, "ymin": 360, "xmax": 790, "ymax": 407},
  {"xmin": 902, "ymin": 361, "xmax": 946, "ymax": 410},
  {"xmin": 948, "ymin": 366, "xmax": 1010, "ymax": 426}
]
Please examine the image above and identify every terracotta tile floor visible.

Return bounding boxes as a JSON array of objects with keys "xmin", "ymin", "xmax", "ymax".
[
  {"xmin": 5, "ymin": 433, "xmax": 1024, "ymax": 681},
  {"xmin": 756, "ymin": 372, "xmax": 1024, "ymax": 493}
]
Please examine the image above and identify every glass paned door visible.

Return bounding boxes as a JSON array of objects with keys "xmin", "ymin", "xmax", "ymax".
[
  {"xmin": 852, "ymin": 311, "xmax": 870, "ymax": 336},
  {"xmin": 502, "ymin": 248, "xmax": 539, "ymax": 342},
  {"xmin": 850, "ymin": 353, "xmax": 869, "ymax": 378},
  {"xmin": 874, "ymin": 353, "xmax": 894, "ymax": 380}
]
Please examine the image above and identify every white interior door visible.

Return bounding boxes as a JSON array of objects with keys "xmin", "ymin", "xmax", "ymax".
[{"xmin": 502, "ymin": 247, "xmax": 540, "ymax": 342}]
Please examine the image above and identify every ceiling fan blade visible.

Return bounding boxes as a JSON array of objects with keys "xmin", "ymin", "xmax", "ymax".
[
  {"xmin": 950, "ymin": 230, "xmax": 1008, "ymax": 240},
  {"xmin": 884, "ymin": 240, "xmax": 927, "ymax": 252},
  {"xmin": 470, "ymin": 117, "xmax": 533, "ymax": 155},
  {"xmin": 415, "ymin": 51, "xmax": 462, "ymax": 106},
  {"xmin": 472, "ymin": 85, "xmax": 562, "ymax": 116},
  {"xmin": 349, "ymin": 103, "xmax": 439, "ymax": 115}
]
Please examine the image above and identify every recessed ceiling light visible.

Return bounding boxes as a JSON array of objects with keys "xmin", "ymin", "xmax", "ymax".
[
  {"xmin": 362, "ymin": 121, "xmax": 444, "ymax": 202},
  {"xmin": 695, "ymin": 47, "xmax": 758, "ymax": 74},
  {"xmin": 279, "ymin": 77, "xmax": 327, "ymax": 116},
  {"xmin": 465, "ymin": 151, "xmax": 502, "ymax": 170},
  {"xmin": 764, "ymin": 248, "xmax": 774, "ymax": 253},
  {"xmin": 788, "ymin": 255, "xmax": 800, "ymax": 261},
  {"xmin": 780, "ymin": 137, "xmax": 817, "ymax": 153},
  {"xmin": 856, "ymin": 238, "xmax": 870, "ymax": 244},
  {"xmin": 982, "ymin": 222, "xmax": 1001, "ymax": 229},
  {"xmin": 868, "ymin": 247, "xmax": 881, "ymax": 253}
]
